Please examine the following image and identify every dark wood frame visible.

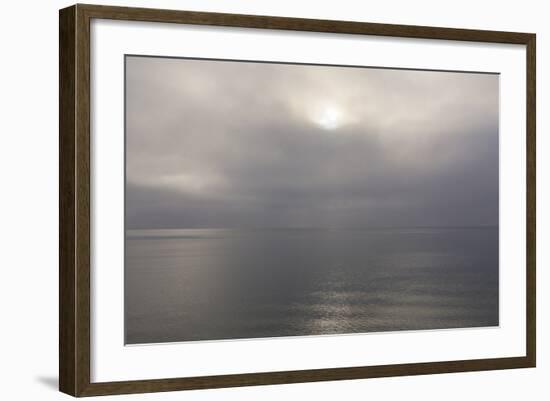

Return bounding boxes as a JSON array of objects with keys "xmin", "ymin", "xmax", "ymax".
[{"xmin": 59, "ymin": 3, "xmax": 536, "ymax": 397}]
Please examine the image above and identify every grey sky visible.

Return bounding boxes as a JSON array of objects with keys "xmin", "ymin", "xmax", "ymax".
[{"xmin": 125, "ymin": 56, "xmax": 499, "ymax": 229}]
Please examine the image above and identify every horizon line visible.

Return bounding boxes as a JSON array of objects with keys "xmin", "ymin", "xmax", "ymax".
[{"xmin": 126, "ymin": 224, "xmax": 499, "ymax": 231}]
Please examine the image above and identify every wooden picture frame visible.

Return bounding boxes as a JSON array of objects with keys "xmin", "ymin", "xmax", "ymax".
[{"xmin": 59, "ymin": 3, "xmax": 536, "ymax": 397}]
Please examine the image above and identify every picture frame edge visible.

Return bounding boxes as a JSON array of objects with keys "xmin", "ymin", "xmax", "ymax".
[{"xmin": 59, "ymin": 4, "xmax": 77, "ymax": 397}]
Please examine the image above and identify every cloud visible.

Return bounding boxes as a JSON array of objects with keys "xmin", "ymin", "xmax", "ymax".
[{"xmin": 125, "ymin": 56, "xmax": 498, "ymax": 229}]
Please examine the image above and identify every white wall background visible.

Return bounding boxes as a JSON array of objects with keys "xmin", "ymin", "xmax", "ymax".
[{"xmin": 0, "ymin": 0, "xmax": 546, "ymax": 399}]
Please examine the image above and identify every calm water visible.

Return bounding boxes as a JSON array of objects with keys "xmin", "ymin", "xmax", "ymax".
[{"xmin": 125, "ymin": 227, "xmax": 498, "ymax": 344}]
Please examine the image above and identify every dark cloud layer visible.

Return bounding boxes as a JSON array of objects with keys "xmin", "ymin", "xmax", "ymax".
[{"xmin": 125, "ymin": 56, "xmax": 498, "ymax": 229}]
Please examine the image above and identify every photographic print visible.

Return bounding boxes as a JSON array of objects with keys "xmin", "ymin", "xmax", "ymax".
[{"xmin": 124, "ymin": 56, "xmax": 499, "ymax": 345}]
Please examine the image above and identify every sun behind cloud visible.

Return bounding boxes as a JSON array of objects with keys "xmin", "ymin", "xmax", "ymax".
[{"xmin": 310, "ymin": 104, "xmax": 345, "ymax": 130}]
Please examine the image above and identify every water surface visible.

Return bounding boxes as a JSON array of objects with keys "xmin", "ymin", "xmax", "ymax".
[{"xmin": 125, "ymin": 227, "xmax": 498, "ymax": 344}]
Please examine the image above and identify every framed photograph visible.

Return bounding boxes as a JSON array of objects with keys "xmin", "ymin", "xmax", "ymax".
[{"xmin": 59, "ymin": 4, "xmax": 536, "ymax": 397}]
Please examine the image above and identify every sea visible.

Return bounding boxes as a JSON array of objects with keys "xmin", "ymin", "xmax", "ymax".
[{"xmin": 125, "ymin": 227, "xmax": 499, "ymax": 344}]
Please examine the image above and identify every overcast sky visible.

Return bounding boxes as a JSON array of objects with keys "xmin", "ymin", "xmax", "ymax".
[{"xmin": 125, "ymin": 56, "xmax": 499, "ymax": 229}]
